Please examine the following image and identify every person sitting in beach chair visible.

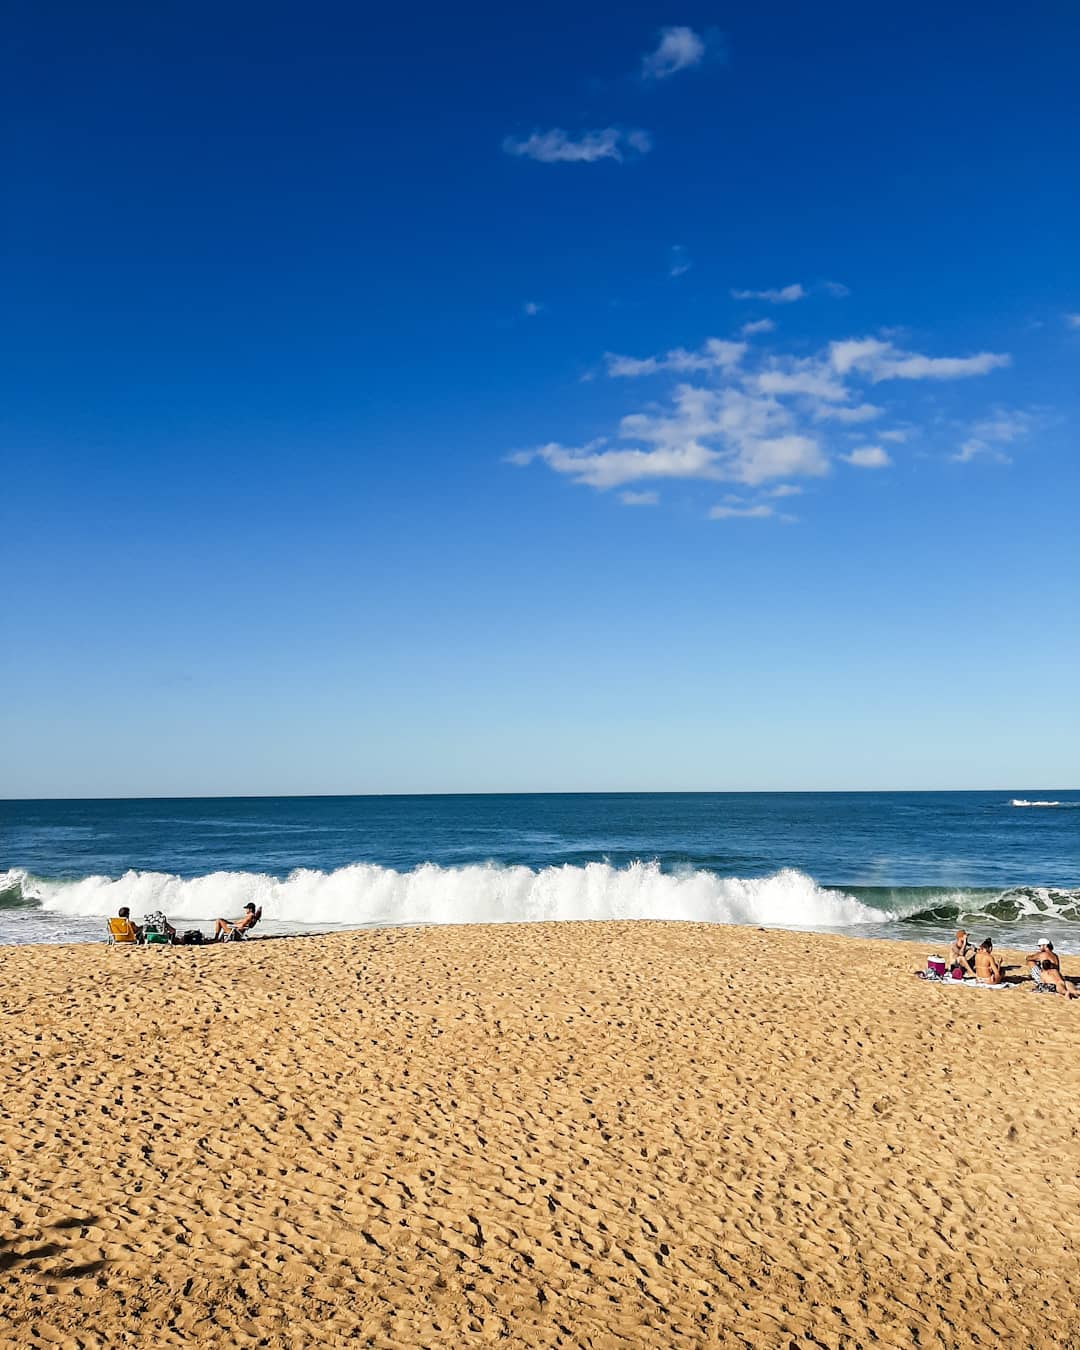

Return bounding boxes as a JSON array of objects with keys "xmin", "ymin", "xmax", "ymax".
[
  {"xmin": 974, "ymin": 938, "xmax": 1003, "ymax": 985},
  {"xmin": 107, "ymin": 907, "xmax": 142, "ymax": 944},
  {"xmin": 211, "ymin": 903, "xmax": 261, "ymax": 942},
  {"xmin": 947, "ymin": 929, "xmax": 976, "ymax": 979},
  {"xmin": 141, "ymin": 909, "xmax": 178, "ymax": 944},
  {"xmin": 1036, "ymin": 960, "xmax": 1079, "ymax": 999},
  {"xmin": 1026, "ymin": 938, "xmax": 1059, "ymax": 984}
]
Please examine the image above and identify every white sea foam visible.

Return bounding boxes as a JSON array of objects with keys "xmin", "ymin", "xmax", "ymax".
[
  {"xmin": 13, "ymin": 861, "xmax": 890, "ymax": 929},
  {"xmin": 1010, "ymin": 799, "xmax": 1064, "ymax": 808}
]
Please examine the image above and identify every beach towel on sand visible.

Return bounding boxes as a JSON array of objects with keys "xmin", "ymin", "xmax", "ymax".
[{"xmin": 915, "ymin": 971, "xmax": 1011, "ymax": 990}]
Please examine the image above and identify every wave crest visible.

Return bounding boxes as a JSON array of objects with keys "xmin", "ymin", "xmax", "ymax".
[{"xmin": 8, "ymin": 861, "xmax": 886, "ymax": 928}]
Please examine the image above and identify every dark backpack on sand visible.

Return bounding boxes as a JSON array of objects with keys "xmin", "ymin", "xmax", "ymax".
[{"xmin": 181, "ymin": 929, "xmax": 206, "ymax": 946}]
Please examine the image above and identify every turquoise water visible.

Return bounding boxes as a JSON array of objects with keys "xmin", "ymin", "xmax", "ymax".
[{"xmin": 1, "ymin": 791, "xmax": 1078, "ymax": 949}]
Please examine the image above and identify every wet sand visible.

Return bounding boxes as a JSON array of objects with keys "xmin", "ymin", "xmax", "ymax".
[{"xmin": 1, "ymin": 922, "xmax": 1078, "ymax": 1348}]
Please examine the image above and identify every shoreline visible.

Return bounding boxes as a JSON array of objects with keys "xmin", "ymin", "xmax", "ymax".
[{"xmin": 1, "ymin": 921, "xmax": 1078, "ymax": 1346}]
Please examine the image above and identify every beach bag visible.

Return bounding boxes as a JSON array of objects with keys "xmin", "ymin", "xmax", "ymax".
[
  {"xmin": 926, "ymin": 957, "xmax": 946, "ymax": 979},
  {"xmin": 181, "ymin": 929, "xmax": 205, "ymax": 946}
]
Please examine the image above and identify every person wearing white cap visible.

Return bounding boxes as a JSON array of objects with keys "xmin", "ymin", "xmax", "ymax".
[{"xmin": 1025, "ymin": 938, "xmax": 1059, "ymax": 985}]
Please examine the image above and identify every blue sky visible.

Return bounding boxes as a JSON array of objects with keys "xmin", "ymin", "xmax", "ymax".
[{"xmin": 3, "ymin": 0, "xmax": 1078, "ymax": 796}]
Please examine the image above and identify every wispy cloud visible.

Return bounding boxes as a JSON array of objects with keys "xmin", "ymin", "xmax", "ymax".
[
  {"xmin": 523, "ymin": 301, "xmax": 544, "ymax": 317},
  {"xmin": 952, "ymin": 409, "xmax": 1034, "ymax": 464},
  {"xmin": 841, "ymin": 446, "xmax": 892, "ymax": 469},
  {"xmin": 731, "ymin": 283, "xmax": 806, "ymax": 304},
  {"xmin": 669, "ymin": 245, "xmax": 692, "ymax": 278},
  {"xmin": 620, "ymin": 490, "xmax": 659, "ymax": 506},
  {"xmin": 813, "ymin": 401, "xmax": 882, "ymax": 423},
  {"xmin": 709, "ymin": 502, "xmax": 777, "ymax": 520},
  {"xmin": 829, "ymin": 337, "xmax": 1010, "ymax": 381},
  {"xmin": 642, "ymin": 26, "xmax": 707, "ymax": 80},
  {"xmin": 1065, "ymin": 313, "xmax": 1080, "ymax": 329},
  {"xmin": 740, "ymin": 318, "xmax": 776, "ymax": 337},
  {"xmin": 821, "ymin": 280, "xmax": 851, "ymax": 298},
  {"xmin": 503, "ymin": 127, "xmax": 652, "ymax": 164},
  {"xmin": 605, "ymin": 339, "xmax": 746, "ymax": 378}
]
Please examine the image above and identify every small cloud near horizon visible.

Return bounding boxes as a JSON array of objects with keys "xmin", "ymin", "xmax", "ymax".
[
  {"xmin": 669, "ymin": 245, "xmax": 692, "ymax": 278},
  {"xmin": 740, "ymin": 318, "xmax": 776, "ymax": 336},
  {"xmin": 641, "ymin": 26, "xmax": 708, "ymax": 80},
  {"xmin": 731, "ymin": 284, "xmax": 806, "ymax": 304},
  {"xmin": 503, "ymin": 127, "xmax": 652, "ymax": 164},
  {"xmin": 842, "ymin": 446, "xmax": 892, "ymax": 469}
]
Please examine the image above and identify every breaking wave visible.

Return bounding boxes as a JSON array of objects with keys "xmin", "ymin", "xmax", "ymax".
[
  {"xmin": 1010, "ymin": 799, "xmax": 1078, "ymax": 809},
  {"xmin": 2, "ymin": 862, "xmax": 887, "ymax": 928},
  {"xmin": 3, "ymin": 865, "xmax": 1078, "ymax": 931}
]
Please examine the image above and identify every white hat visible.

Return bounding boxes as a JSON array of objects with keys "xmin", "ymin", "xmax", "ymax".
[{"xmin": 1037, "ymin": 937, "xmax": 1051, "ymax": 947}]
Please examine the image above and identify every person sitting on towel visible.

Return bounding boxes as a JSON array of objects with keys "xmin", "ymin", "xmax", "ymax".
[
  {"xmin": 1037, "ymin": 960, "xmax": 1079, "ymax": 999},
  {"xmin": 212, "ymin": 902, "xmax": 259, "ymax": 941},
  {"xmin": 974, "ymin": 938, "xmax": 1003, "ymax": 985},
  {"xmin": 1025, "ymin": 938, "xmax": 1059, "ymax": 983},
  {"xmin": 947, "ymin": 929, "xmax": 976, "ymax": 978}
]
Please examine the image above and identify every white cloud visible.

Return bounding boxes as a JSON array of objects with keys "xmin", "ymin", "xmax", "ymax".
[
  {"xmin": 752, "ymin": 357, "xmax": 848, "ymax": 402},
  {"xmin": 812, "ymin": 401, "xmax": 882, "ymax": 423},
  {"xmin": 511, "ymin": 383, "xmax": 827, "ymax": 491},
  {"xmin": 842, "ymin": 446, "xmax": 892, "ymax": 469},
  {"xmin": 740, "ymin": 318, "xmax": 776, "ymax": 336},
  {"xmin": 503, "ymin": 127, "xmax": 652, "ymax": 164},
  {"xmin": 669, "ymin": 245, "xmax": 692, "ymax": 278},
  {"xmin": 523, "ymin": 301, "xmax": 543, "ymax": 316},
  {"xmin": 829, "ymin": 337, "xmax": 1010, "ymax": 381},
  {"xmin": 709, "ymin": 503, "xmax": 775, "ymax": 520},
  {"xmin": 952, "ymin": 408, "xmax": 1034, "ymax": 463},
  {"xmin": 1065, "ymin": 314, "xmax": 1080, "ymax": 329},
  {"xmin": 642, "ymin": 26, "xmax": 706, "ymax": 80},
  {"xmin": 605, "ymin": 338, "xmax": 747, "ymax": 378},
  {"xmin": 510, "ymin": 320, "xmax": 1023, "ymax": 516},
  {"xmin": 731, "ymin": 284, "xmax": 806, "ymax": 304},
  {"xmin": 822, "ymin": 280, "xmax": 850, "ymax": 298}
]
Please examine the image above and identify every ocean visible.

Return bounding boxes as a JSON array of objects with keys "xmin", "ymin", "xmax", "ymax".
[{"xmin": 1, "ymin": 791, "xmax": 1078, "ymax": 950}]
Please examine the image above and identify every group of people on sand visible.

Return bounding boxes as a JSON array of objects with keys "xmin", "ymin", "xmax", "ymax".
[
  {"xmin": 946, "ymin": 929, "xmax": 1078, "ymax": 997},
  {"xmin": 113, "ymin": 903, "xmax": 260, "ymax": 945}
]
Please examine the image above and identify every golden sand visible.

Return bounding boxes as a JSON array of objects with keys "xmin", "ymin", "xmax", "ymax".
[{"xmin": 1, "ymin": 922, "xmax": 1078, "ymax": 1348}]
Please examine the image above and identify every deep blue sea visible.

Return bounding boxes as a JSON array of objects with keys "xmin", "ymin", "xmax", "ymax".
[{"xmin": 2, "ymin": 791, "xmax": 1078, "ymax": 949}]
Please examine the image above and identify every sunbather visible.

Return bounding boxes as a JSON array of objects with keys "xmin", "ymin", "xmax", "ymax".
[
  {"xmin": 947, "ymin": 929, "xmax": 976, "ymax": 978},
  {"xmin": 1036, "ymin": 960, "xmax": 1079, "ymax": 999},
  {"xmin": 974, "ymin": 938, "xmax": 1003, "ymax": 985},
  {"xmin": 114, "ymin": 907, "xmax": 142, "ymax": 942},
  {"xmin": 1026, "ymin": 938, "xmax": 1059, "ymax": 983},
  {"xmin": 212, "ymin": 902, "xmax": 259, "ymax": 941}
]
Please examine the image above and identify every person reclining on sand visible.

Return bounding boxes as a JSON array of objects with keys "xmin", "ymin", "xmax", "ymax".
[
  {"xmin": 1036, "ymin": 960, "xmax": 1079, "ymax": 999},
  {"xmin": 1026, "ymin": 938, "xmax": 1059, "ymax": 983},
  {"xmin": 212, "ymin": 902, "xmax": 259, "ymax": 942},
  {"xmin": 974, "ymin": 938, "xmax": 1003, "ymax": 985},
  {"xmin": 947, "ymin": 929, "xmax": 977, "ymax": 978}
]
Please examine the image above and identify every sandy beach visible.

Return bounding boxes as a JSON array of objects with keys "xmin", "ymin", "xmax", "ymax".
[{"xmin": 1, "ymin": 922, "xmax": 1078, "ymax": 1348}]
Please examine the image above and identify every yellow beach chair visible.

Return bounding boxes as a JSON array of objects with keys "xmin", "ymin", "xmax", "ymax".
[{"xmin": 106, "ymin": 916, "xmax": 139, "ymax": 945}]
